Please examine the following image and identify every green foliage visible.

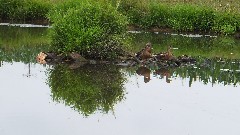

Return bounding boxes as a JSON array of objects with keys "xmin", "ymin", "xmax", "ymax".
[
  {"xmin": 48, "ymin": 0, "xmax": 128, "ymax": 59},
  {"xmin": 0, "ymin": 0, "xmax": 50, "ymax": 21},
  {"xmin": 117, "ymin": 0, "xmax": 148, "ymax": 27},
  {"xmin": 117, "ymin": 1, "xmax": 240, "ymax": 34},
  {"xmin": 147, "ymin": 3, "xmax": 169, "ymax": 28},
  {"xmin": 213, "ymin": 13, "xmax": 240, "ymax": 34},
  {"xmin": 48, "ymin": 64, "xmax": 126, "ymax": 116},
  {"xmin": 168, "ymin": 4, "xmax": 214, "ymax": 31},
  {"xmin": 24, "ymin": 0, "xmax": 50, "ymax": 20}
]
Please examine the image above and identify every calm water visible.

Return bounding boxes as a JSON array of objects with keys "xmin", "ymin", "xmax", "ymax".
[{"xmin": 1, "ymin": 24, "xmax": 240, "ymax": 135}]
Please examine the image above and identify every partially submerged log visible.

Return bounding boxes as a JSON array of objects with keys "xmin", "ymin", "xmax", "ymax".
[
  {"xmin": 36, "ymin": 52, "xmax": 87, "ymax": 64},
  {"xmin": 36, "ymin": 43, "xmax": 197, "ymax": 69}
]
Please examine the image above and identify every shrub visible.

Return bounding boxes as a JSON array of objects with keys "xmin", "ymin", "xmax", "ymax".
[{"xmin": 48, "ymin": 0, "xmax": 128, "ymax": 59}]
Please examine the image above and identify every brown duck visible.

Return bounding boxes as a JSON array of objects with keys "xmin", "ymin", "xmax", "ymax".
[
  {"xmin": 155, "ymin": 46, "xmax": 174, "ymax": 61},
  {"xmin": 136, "ymin": 42, "xmax": 152, "ymax": 60}
]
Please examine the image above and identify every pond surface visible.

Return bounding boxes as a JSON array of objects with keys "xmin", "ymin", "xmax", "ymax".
[{"xmin": 1, "ymin": 24, "xmax": 240, "ymax": 135}]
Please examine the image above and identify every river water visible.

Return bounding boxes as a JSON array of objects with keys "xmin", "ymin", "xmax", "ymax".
[{"xmin": 1, "ymin": 24, "xmax": 240, "ymax": 135}]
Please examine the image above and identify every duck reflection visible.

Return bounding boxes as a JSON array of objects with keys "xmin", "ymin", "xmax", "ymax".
[
  {"xmin": 136, "ymin": 66, "xmax": 173, "ymax": 83},
  {"xmin": 154, "ymin": 68, "xmax": 172, "ymax": 83},
  {"xmin": 136, "ymin": 66, "xmax": 151, "ymax": 83}
]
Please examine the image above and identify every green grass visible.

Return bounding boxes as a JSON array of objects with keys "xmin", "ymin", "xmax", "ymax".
[
  {"xmin": 1, "ymin": 0, "xmax": 240, "ymax": 34},
  {"xmin": 0, "ymin": 0, "xmax": 51, "ymax": 21},
  {"xmin": 117, "ymin": 0, "xmax": 240, "ymax": 34}
]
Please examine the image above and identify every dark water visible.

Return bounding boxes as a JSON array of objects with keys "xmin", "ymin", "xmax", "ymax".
[{"xmin": 1, "ymin": 24, "xmax": 240, "ymax": 135}]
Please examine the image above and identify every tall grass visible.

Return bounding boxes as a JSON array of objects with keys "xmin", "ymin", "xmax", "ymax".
[
  {"xmin": 0, "ymin": 0, "xmax": 50, "ymax": 21},
  {"xmin": 1, "ymin": 0, "xmax": 240, "ymax": 34},
  {"xmin": 117, "ymin": 0, "xmax": 240, "ymax": 34}
]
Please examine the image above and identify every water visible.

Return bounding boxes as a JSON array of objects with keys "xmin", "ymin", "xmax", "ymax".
[{"xmin": 1, "ymin": 24, "xmax": 240, "ymax": 135}]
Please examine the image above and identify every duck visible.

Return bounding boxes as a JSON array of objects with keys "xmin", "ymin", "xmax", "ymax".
[
  {"xmin": 136, "ymin": 42, "xmax": 152, "ymax": 61},
  {"xmin": 155, "ymin": 46, "xmax": 174, "ymax": 61}
]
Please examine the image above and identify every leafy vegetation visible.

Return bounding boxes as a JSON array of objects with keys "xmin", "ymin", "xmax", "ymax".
[{"xmin": 48, "ymin": 0, "xmax": 129, "ymax": 59}]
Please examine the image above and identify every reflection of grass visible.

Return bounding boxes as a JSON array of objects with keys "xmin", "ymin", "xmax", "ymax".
[
  {"xmin": 0, "ymin": 26, "xmax": 50, "ymax": 48},
  {"xmin": 48, "ymin": 64, "xmax": 126, "ymax": 116},
  {"xmin": 0, "ymin": 26, "xmax": 50, "ymax": 63},
  {"xmin": 130, "ymin": 32, "xmax": 240, "ymax": 59}
]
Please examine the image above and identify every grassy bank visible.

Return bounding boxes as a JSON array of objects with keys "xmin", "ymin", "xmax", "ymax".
[
  {"xmin": 118, "ymin": 0, "xmax": 240, "ymax": 34},
  {"xmin": 0, "ymin": 0, "xmax": 51, "ymax": 21},
  {"xmin": 1, "ymin": 0, "xmax": 240, "ymax": 34}
]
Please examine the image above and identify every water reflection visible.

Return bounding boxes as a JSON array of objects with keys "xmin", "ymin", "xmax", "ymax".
[
  {"xmin": 136, "ymin": 66, "xmax": 151, "ymax": 83},
  {"xmin": 154, "ymin": 68, "xmax": 172, "ymax": 83},
  {"xmin": 132, "ymin": 57, "xmax": 240, "ymax": 86},
  {"xmin": 47, "ymin": 64, "xmax": 126, "ymax": 116},
  {"xmin": 1, "ymin": 24, "xmax": 240, "ymax": 117}
]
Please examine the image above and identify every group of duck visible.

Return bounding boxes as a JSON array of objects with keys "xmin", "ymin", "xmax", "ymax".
[{"xmin": 134, "ymin": 42, "xmax": 196, "ymax": 67}]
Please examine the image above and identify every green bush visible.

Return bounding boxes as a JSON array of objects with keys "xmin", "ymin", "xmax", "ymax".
[{"xmin": 48, "ymin": 0, "xmax": 128, "ymax": 59}]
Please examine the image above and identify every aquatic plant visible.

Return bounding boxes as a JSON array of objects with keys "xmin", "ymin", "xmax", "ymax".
[{"xmin": 48, "ymin": 0, "xmax": 128, "ymax": 59}]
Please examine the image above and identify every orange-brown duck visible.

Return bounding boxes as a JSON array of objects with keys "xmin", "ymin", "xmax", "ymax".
[
  {"xmin": 155, "ymin": 46, "xmax": 174, "ymax": 61},
  {"xmin": 136, "ymin": 42, "xmax": 152, "ymax": 61}
]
